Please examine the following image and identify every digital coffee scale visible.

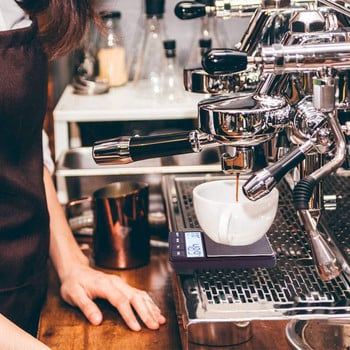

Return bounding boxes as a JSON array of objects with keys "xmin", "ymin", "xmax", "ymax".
[{"xmin": 169, "ymin": 230, "xmax": 276, "ymax": 273}]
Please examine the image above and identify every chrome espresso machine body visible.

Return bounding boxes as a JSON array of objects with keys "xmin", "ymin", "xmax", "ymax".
[{"xmin": 93, "ymin": 1, "xmax": 350, "ymax": 349}]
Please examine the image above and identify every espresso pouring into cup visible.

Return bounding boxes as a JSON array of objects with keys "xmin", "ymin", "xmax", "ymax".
[{"xmin": 193, "ymin": 179, "xmax": 279, "ymax": 246}]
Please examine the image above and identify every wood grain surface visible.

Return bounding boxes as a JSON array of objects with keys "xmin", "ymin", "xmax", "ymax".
[{"xmin": 38, "ymin": 244, "xmax": 293, "ymax": 350}]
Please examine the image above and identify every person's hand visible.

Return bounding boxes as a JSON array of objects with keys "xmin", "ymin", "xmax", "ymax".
[{"xmin": 58, "ymin": 264, "xmax": 166, "ymax": 331}]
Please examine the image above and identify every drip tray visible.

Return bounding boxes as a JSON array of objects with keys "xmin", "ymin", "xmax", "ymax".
[{"xmin": 162, "ymin": 173, "xmax": 350, "ymax": 348}]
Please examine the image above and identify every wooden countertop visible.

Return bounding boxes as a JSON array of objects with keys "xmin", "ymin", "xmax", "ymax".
[{"xmin": 38, "ymin": 243, "xmax": 293, "ymax": 350}]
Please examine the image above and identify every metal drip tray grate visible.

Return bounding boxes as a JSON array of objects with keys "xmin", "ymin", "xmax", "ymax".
[{"xmin": 163, "ymin": 173, "xmax": 350, "ymax": 321}]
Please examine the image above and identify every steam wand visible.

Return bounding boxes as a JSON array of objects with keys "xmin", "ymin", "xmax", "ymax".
[
  {"xmin": 293, "ymin": 77, "xmax": 346, "ymax": 281},
  {"xmin": 244, "ymin": 75, "xmax": 346, "ymax": 281}
]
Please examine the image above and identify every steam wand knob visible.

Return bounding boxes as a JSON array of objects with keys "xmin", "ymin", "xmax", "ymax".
[{"xmin": 202, "ymin": 49, "xmax": 249, "ymax": 75}]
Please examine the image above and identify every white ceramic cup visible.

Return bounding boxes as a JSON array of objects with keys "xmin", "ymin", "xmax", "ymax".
[{"xmin": 193, "ymin": 179, "xmax": 279, "ymax": 246}]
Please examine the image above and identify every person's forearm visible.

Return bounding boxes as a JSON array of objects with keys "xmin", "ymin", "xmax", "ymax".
[
  {"xmin": 43, "ymin": 167, "xmax": 89, "ymax": 281},
  {"xmin": 0, "ymin": 314, "xmax": 51, "ymax": 350}
]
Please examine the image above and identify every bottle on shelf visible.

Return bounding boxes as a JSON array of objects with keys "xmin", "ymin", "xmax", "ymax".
[
  {"xmin": 97, "ymin": 10, "xmax": 128, "ymax": 87},
  {"xmin": 130, "ymin": 0, "xmax": 168, "ymax": 99},
  {"xmin": 161, "ymin": 39, "xmax": 184, "ymax": 102},
  {"xmin": 187, "ymin": 37, "xmax": 213, "ymax": 67},
  {"xmin": 186, "ymin": 0, "xmax": 229, "ymax": 66},
  {"xmin": 74, "ymin": 18, "xmax": 99, "ymax": 79}
]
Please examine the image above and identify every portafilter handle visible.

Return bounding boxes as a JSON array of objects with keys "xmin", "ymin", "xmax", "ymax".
[{"xmin": 92, "ymin": 130, "xmax": 216, "ymax": 165}]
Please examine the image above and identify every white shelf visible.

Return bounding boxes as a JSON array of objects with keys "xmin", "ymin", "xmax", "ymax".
[
  {"xmin": 54, "ymin": 83, "xmax": 203, "ymax": 121},
  {"xmin": 53, "ymin": 83, "xmax": 205, "ymax": 159}
]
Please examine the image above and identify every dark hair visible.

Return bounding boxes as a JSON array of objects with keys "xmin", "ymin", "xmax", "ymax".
[{"xmin": 17, "ymin": 0, "xmax": 99, "ymax": 60}]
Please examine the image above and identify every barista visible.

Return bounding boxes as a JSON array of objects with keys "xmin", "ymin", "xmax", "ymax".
[{"xmin": 0, "ymin": 1, "xmax": 166, "ymax": 349}]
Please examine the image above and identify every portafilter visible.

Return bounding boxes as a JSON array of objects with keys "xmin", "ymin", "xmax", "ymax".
[{"xmin": 92, "ymin": 92, "xmax": 290, "ymax": 174}]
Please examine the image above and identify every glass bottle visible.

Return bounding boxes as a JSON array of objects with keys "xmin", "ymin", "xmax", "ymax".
[
  {"xmin": 97, "ymin": 11, "xmax": 128, "ymax": 87},
  {"xmin": 186, "ymin": 2, "xmax": 229, "ymax": 66},
  {"xmin": 161, "ymin": 39, "xmax": 184, "ymax": 102},
  {"xmin": 187, "ymin": 37, "xmax": 213, "ymax": 67},
  {"xmin": 131, "ymin": 0, "xmax": 168, "ymax": 98},
  {"xmin": 75, "ymin": 21, "xmax": 99, "ymax": 79}
]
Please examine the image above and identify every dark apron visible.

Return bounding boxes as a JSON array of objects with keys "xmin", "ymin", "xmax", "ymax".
[{"xmin": 0, "ymin": 20, "xmax": 50, "ymax": 336}]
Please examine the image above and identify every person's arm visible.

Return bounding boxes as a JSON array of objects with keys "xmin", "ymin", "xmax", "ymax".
[
  {"xmin": 0, "ymin": 314, "xmax": 50, "ymax": 350},
  {"xmin": 43, "ymin": 167, "xmax": 166, "ymax": 331},
  {"xmin": 42, "ymin": 130, "xmax": 55, "ymax": 175}
]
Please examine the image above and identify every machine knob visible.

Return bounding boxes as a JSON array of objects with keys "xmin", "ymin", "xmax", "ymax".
[
  {"xmin": 174, "ymin": 1, "xmax": 207, "ymax": 20},
  {"xmin": 202, "ymin": 49, "xmax": 248, "ymax": 75}
]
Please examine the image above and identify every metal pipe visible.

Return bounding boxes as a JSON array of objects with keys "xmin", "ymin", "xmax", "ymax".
[
  {"xmin": 298, "ymin": 208, "xmax": 341, "ymax": 280},
  {"xmin": 258, "ymin": 42, "xmax": 350, "ymax": 73},
  {"xmin": 293, "ymin": 109, "xmax": 347, "ymax": 281},
  {"xmin": 318, "ymin": 0, "xmax": 350, "ymax": 18},
  {"xmin": 309, "ymin": 113, "xmax": 347, "ymax": 181}
]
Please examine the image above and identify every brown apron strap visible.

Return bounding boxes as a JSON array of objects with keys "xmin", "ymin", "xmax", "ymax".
[{"xmin": 0, "ymin": 20, "xmax": 50, "ymax": 334}]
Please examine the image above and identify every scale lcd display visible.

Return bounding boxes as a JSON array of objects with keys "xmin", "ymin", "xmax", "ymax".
[{"xmin": 184, "ymin": 231, "xmax": 205, "ymax": 258}]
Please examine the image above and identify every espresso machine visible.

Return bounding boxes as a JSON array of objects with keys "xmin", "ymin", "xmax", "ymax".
[{"xmin": 93, "ymin": 1, "xmax": 350, "ymax": 348}]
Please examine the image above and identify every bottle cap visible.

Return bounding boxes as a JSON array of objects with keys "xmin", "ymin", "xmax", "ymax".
[
  {"xmin": 163, "ymin": 39, "xmax": 176, "ymax": 58},
  {"xmin": 199, "ymin": 38, "xmax": 212, "ymax": 48},
  {"xmin": 145, "ymin": 0, "xmax": 165, "ymax": 16},
  {"xmin": 163, "ymin": 39, "xmax": 176, "ymax": 50}
]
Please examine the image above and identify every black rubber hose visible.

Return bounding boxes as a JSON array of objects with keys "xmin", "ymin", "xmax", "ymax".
[{"xmin": 292, "ymin": 176, "xmax": 318, "ymax": 210}]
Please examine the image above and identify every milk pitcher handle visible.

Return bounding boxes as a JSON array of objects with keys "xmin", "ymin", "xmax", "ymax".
[{"xmin": 66, "ymin": 197, "xmax": 93, "ymax": 233}]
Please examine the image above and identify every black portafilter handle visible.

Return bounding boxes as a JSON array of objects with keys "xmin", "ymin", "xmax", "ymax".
[
  {"xmin": 174, "ymin": 1, "xmax": 208, "ymax": 20},
  {"xmin": 243, "ymin": 144, "xmax": 313, "ymax": 201},
  {"xmin": 93, "ymin": 131, "xmax": 195, "ymax": 165},
  {"xmin": 202, "ymin": 49, "xmax": 249, "ymax": 75}
]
